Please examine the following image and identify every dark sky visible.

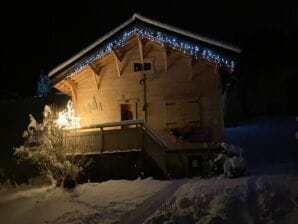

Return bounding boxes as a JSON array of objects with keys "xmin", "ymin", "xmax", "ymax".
[{"xmin": 0, "ymin": 1, "xmax": 297, "ymax": 97}]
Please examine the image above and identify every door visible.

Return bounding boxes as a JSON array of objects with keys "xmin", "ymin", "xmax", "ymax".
[{"xmin": 121, "ymin": 104, "xmax": 134, "ymax": 121}]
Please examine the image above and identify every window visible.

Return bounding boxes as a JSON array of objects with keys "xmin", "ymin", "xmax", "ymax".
[
  {"xmin": 143, "ymin": 62, "xmax": 152, "ymax": 71},
  {"xmin": 133, "ymin": 62, "xmax": 152, "ymax": 72}
]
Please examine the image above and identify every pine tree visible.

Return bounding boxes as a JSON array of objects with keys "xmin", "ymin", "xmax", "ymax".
[{"xmin": 37, "ymin": 72, "xmax": 51, "ymax": 97}]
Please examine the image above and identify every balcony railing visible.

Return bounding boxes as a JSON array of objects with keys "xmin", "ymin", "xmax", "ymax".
[{"xmin": 62, "ymin": 120, "xmax": 168, "ymax": 175}]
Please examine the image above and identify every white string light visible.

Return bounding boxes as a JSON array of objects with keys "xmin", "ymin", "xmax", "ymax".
[{"xmin": 65, "ymin": 26, "xmax": 236, "ymax": 77}]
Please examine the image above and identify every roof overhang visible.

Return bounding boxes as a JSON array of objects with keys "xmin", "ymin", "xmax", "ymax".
[{"xmin": 49, "ymin": 13, "xmax": 241, "ymax": 85}]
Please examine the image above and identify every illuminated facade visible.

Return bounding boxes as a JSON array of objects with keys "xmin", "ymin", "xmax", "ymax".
[{"xmin": 49, "ymin": 13, "xmax": 240, "ymax": 143}]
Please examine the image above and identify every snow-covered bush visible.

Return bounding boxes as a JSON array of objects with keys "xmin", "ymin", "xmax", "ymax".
[
  {"xmin": 13, "ymin": 105, "xmax": 86, "ymax": 188},
  {"xmin": 210, "ymin": 143, "xmax": 247, "ymax": 178}
]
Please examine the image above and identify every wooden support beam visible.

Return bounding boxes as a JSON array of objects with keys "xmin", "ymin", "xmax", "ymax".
[
  {"xmin": 113, "ymin": 48, "xmax": 123, "ymax": 62},
  {"xmin": 112, "ymin": 50, "xmax": 121, "ymax": 77},
  {"xmin": 89, "ymin": 63, "xmax": 100, "ymax": 75},
  {"xmin": 214, "ymin": 62, "xmax": 219, "ymax": 74},
  {"xmin": 65, "ymin": 79, "xmax": 77, "ymax": 103},
  {"xmin": 88, "ymin": 64, "xmax": 100, "ymax": 90},
  {"xmin": 214, "ymin": 63, "xmax": 219, "ymax": 89},
  {"xmin": 188, "ymin": 57, "xmax": 193, "ymax": 80},
  {"xmin": 162, "ymin": 46, "xmax": 168, "ymax": 72},
  {"xmin": 136, "ymin": 35, "xmax": 144, "ymax": 67},
  {"xmin": 92, "ymin": 71, "xmax": 99, "ymax": 90}
]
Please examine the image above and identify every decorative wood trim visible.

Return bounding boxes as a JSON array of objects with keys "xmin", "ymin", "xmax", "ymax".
[{"xmin": 112, "ymin": 50, "xmax": 121, "ymax": 77}]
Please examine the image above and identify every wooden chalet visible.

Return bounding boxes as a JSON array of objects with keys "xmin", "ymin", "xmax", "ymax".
[{"xmin": 49, "ymin": 13, "xmax": 241, "ymax": 179}]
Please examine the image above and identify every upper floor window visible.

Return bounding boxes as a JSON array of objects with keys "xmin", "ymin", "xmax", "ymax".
[{"xmin": 133, "ymin": 62, "xmax": 152, "ymax": 72}]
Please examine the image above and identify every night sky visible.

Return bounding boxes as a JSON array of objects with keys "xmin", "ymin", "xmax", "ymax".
[{"xmin": 0, "ymin": 1, "xmax": 297, "ymax": 97}]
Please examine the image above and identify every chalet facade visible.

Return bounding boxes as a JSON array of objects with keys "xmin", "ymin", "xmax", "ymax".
[{"xmin": 49, "ymin": 14, "xmax": 240, "ymax": 179}]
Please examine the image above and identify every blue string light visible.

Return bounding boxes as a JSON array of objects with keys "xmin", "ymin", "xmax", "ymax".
[{"xmin": 66, "ymin": 26, "xmax": 236, "ymax": 76}]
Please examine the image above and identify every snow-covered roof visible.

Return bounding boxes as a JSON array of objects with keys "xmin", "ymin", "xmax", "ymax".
[{"xmin": 49, "ymin": 13, "xmax": 241, "ymax": 79}]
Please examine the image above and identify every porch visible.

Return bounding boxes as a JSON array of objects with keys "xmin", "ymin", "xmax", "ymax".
[{"xmin": 62, "ymin": 120, "xmax": 221, "ymax": 180}]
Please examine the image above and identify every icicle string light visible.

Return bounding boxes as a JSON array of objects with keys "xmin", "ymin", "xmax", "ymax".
[{"xmin": 67, "ymin": 26, "xmax": 236, "ymax": 77}]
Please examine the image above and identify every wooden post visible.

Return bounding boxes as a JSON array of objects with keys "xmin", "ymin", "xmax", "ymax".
[{"xmin": 100, "ymin": 127, "xmax": 104, "ymax": 154}]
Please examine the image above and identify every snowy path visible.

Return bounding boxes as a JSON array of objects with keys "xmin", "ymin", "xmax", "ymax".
[{"xmin": 117, "ymin": 179, "xmax": 187, "ymax": 224}]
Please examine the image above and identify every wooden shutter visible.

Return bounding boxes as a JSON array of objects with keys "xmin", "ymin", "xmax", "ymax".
[
  {"xmin": 165, "ymin": 98, "xmax": 200, "ymax": 127},
  {"xmin": 165, "ymin": 102, "xmax": 177, "ymax": 126}
]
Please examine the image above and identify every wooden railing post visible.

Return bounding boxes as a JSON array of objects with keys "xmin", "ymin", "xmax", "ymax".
[
  {"xmin": 100, "ymin": 127, "xmax": 104, "ymax": 154},
  {"xmin": 141, "ymin": 123, "xmax": 145, "ymax": 152}
]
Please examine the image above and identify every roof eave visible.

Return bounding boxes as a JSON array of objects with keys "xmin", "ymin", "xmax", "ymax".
[{"xmin": 49, "ymin": 13, "xmax": 241, "ymax": 79}]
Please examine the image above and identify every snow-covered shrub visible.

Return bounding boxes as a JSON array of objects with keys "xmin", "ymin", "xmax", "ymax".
[
  {"xmin": 210, "ymin": 143, "xmax": 247, "ymax": 178},
  {"xmin": 13, "ymin": 105, "xmax": 86, "ymax": 188},
  {"xmin": 0, "ymin": 179, "xmax": 16, "ymax": 192}
]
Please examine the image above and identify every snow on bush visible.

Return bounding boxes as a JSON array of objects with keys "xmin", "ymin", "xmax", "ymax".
[
  {"xmin": 211, "ymin": 143, "xmax": 247, "ymax": 178},
  {"xmin": 13, "ymin": 104, "xmax": 87, "ymax": 188}
]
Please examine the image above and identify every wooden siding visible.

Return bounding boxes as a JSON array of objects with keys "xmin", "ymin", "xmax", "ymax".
[{"xmin": 55, "ymin": 36, "xmax": 224, "ymax": 142}]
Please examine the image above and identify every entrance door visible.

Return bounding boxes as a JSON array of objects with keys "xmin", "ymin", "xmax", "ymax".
[{"xmin": 121, "ymin": 104, "xmax": 134, "ymax": 121}]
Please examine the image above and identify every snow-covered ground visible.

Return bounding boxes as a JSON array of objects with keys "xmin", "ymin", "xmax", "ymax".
[
  {"xmin": 1, "ymin": 172, "xmax": 297, "ymax": 224},
  {"xmin": 1, "ymin": 116, "xmax": 297, "ymax": 223},
  {"xmin": 145, "ymin": 172, "xmax": 298, "ymax": 224},
  {"xmin": 0, "ymin": 178, "xmax": 170, "ymax": 224}
]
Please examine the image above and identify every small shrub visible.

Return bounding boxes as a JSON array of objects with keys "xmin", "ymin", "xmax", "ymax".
[{"xmin": 14, "ymin": 104, "xmax": 87, "ymax": 188}]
